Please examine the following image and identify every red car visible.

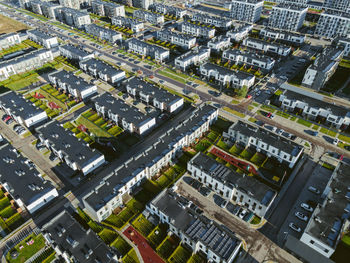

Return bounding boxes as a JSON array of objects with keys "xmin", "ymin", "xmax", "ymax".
[{"xmin": 3, "ymin": 115, "xmax": 11, "ymax": 122}]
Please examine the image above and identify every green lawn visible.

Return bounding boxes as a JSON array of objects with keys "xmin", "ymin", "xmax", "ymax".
[
  {"xmin": 223, "ymin": 107, "xmax": 245, "ymax": 118},
  {"xmin": 157, "ymin": 236, "xmax": 179, "ymax": 260},
  {"xmin": 98, "ymin": 228, "xmax": 119, "ymax": 245},
  {"xmin": 112, "ymin": 236, "xmax": 131, "ymax": 256},
  {"xmin": 75, "ymin": 115, "xmax": 112, "ymax": 138},
  {"xmin": 240, "ymin": 148, "xmax": 255, "ymax": 160},
  {"xmin": 339, "ymin": 134, "xmax": 350, "ymax": 143},
  {"xmin": 320, "ymin": 127, "xmax": 337, "ymax": 137},
  {"xmin": 297, "ymin": 118, "xmax": 312, "ymax": 127},
  {"xmin": 217, "ymin": 138, "xmax": 229, "ymax": 151},
  {"xmin": 132, "ymin": 214, "xmax": 155, "ymax": 237},
  {"xmin": 312, "ymin": 124, "xmax": 320, "ymax": 130},
  {"xmin": 229, "ymin": 144, "xmax": 244, "ymax": 156},
  {"xmin": 168, "ymin": 245, "xmax": 192, "ymax": 263},
  {"xmin": 342, "ymin": 234, "xmax": 350, "ymax": 246},
  {"xmin": 195, "ymin": 138, "xmax": 212, "ymax": 152},
  {"xmin": 158, "ymin": 70, "xmax": 187, "ymax": 85},
  {"xmin": 6, "ymin": 234, "xmax": 46, "ymax": 263},
  {"xmin": 250, "ymin": 152, "xmax": 266, "ymax": 167},
  {"xmin": 260, "ymin": 104, "xmax": 276, "ymax": 113},
  {"xmin": 248, "ymin": 117, "xmax": 257, "ymax": 123},
  {"xmin": 250, "ymin": 216, "xmax": 261, "ymax": 225},
  {"xmin": 147, "ymin": 224, "xmax": 168, "ymax": 249},
  {"xmin": 122, "ymin": 248, "xmax": 140, "ymax": 263}
]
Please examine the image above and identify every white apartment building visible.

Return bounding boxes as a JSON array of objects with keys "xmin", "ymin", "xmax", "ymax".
[
  {"xmin": 268, "ymin": 4, "xmax": 308, "ymax": 31},
  {"xmin": 0, "ymin": 91, "xmax": 48, "ymax": 128},
  {"xmin": 27, "ymin": 29, "xmax": 58, "ymax": 49},
  {"xmin": 188, "ymin": 152, "xmax": 277, "ymax": 218},
  {"xmin": 222, "ymin": 49, "xmax": 275, "ymax": 71},
  {"xmin": 157, "ymin": 30, "xmax": 196, "ymax": 49},
  {"xmin": 126, "ymin": 38, "xmax": 169, "ymax": 62},
  {"xmin": 0, "ymin": 33, "xmax": 21, "ymax": 50},
  {"xmin": 242, "ymin": 37, "xmax": 292, "ymax": 56},
  {"xmin": 175, "ymin": 46, "xmax": 211, "ymax": 71},
  {"xmin": 228, "ymin": 0, "xmax": 264, "ymax": 23},
  {"xmin": 338, "ymin": 38, "xmax": 350, "ymax": 56},
  {"xmin": 200, "ymin": 63, "xmax": 255, "ymax": 89},
  {"xmin": 207, "ymin": 36, "xmax": 231, "ymax": 51},
  {"xmin": 37, "ymin": 121, "xmax": 105, "ymax": 175},
  {"xmin": 226, "ymin": 120, "xmax": 303, "ymax": 168},
  {"xmin": 323, "ymin": 0, "xmax": 350, "ymax": 13},
  {"xmin": 133, "ymin": 0, "xmax": 153, "ymax": 9},
  {"xmin": 226, "ymin": 24, "xmax": 253, "ymax": 42},
  {"xmin": 315, "ymin": 11, "xmax": 350, "ymax": 39},
  {"xmin": 54, "ymin": 7, "xmax": 91, "ymax": 28},
  {"xmin": 133, "ymin": 10, "xmax": 164, "ymax": 24},
  {"xmin": 58, "ymin": 0, "xmax": 85, "ymax": 10},
  {"xmin": 82, "ymin": 104, "xmax": 218, "ymax": 221},
  {"xmin": 111, "ymin": 16, "xmax": 144, "ymax": 33},
  {"xmin": 181, "ymin": 22, "xmax": 215, "ymax": 38},
  {"xmin": 302, "ymin": 47, "xmax": 343, "ymax": 90},
  {"xmin": 91, "ymin": 0, "xmax": 125, "ymax": 18}
]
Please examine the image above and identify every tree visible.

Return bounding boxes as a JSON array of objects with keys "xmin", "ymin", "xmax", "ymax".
[{"xmin": 236, "ymin": 85, "xmax": 248, "ymax": 98}]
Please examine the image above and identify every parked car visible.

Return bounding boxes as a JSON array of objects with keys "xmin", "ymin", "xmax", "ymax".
[
  {"xmin": 6, "ymin": 118, "xmax": 14, "ymax": 125},
  {"xmin": 301, "ymin": 203, "xmax": 314, "ymax": 212},
  {"xmin": 289, "ymin": 222, "xmax": 301, "ymax": 232},
  {"xmin": 220, "ymin": 200, "xmax": 228, "ymax": 208},
  {"xmin": 239, "ymin": 209, "xmax": 248, "ymax": 219},
  {"xmin": 2, "ymin": 114, "xmax": 11, "ymax": 121},
  {"xmin": 308, "ymin": 186, "xmax": 321, "ymax": 195},
  {"xmin": 295, "ymin": 211, "xmax": 308, "ymax": 221},
  {"xmin": 266, "ymin": 112, "xmax": 274, "ymax": 119},
  {"xmin": 333, "ymin": 138, "xmax": 339, "ymax": 145}
]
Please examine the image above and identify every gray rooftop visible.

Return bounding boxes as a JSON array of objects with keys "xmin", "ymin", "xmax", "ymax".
[
  {"xmin": 0, "ymin": 32, "xmax": 19, "ymax": 40},
  {"xmin": 201, "ymin": 62, "xmax": 255, "ymax": 81},
  {"xmin": 0, "ymin": 48, "xmax": 52, "ymax": 69},
  {"xmin": 190, "ymin": 152, "xmax": 276, "ymax": 205},
  {"xmin": 27, "ymin": 29, "xmax": 55, "ymax": 40},
  {"xmin": 309, "ymin": 46, "xmax": 343, "ymax": 72},
  {"xmin": 80, "ymin": 58, "xmax": 124, "ymax": 77},
  {"xmin": 150, "ymin": 189, "xmax": 242, "ymax": 260},
  {"xmin": 49, "ymin": 70, "xmax": 95, "ymax": 93},
  {"xmin": 231, "ymin": 120, "xmax": 303, "ymax": 156},
  {"xmin": 85, "ymin": 24, "xmax": 120, "ymax": 37},
  {"xmin": 274, "ymin": 3, "xmax": 308, "ymax": 11},
  {"xmin": 43, "ymin": 210, "xmax": 119, "ymax": 262},
  {"xmin": 0, "ymin": 139, "xmax": 55, "ymax": 207},
  {"xmin": 36, "ymin": 121, "xmax": 103, "ymax": 168},
  {"xmin": 223, "ymin": 48, "xmax": 275, "ymax": 64},
  {"xmin": 59, "ymin": 44, "xmax": 92, "ymax": 59},
  {"xmin": 123, "ymin": 77, "xmax": 182, "ymax": 105},
  {"xmin": 208, "ymin": 35, "xmax": 230, "ymax": 44},
  {"xmin": 0, "ymin": 91, "xmax": 45, "ymax": 120},
  {"xmin": 192, "ymin": 13, "xmax": 232, "ymax": 24},
  {"xmin": 182, "ymin": 21, "xmax": 215, "ymax": 32},
  {"xmin": 84, "ymin": 104, "xmax": 217, "ymax": 210},
  {"xmin": 244, "ymin": 37, "xmax": 291, "ymax": 50},
  {"xmin": 303, "ymin": 162, "xmax": 350, "ymax": 248},
  {"xmin": 175, "ymin": 46, "xmax": 210, "ymax": 62},
  {"xmin": 127, "ymin": 38, "xmax": 169, "ymax": 53},
  {"xmin": 261, "ymin": 27, "xmax": 306, "ymax": 38},
  {"xmin": 158, "ymin": 29, "xmax": 196, "ymax": 41}
]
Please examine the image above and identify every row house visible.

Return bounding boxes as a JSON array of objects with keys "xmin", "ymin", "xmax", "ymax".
[
  {"xmin": 338, "ymin": 37, "xmax": 350, "ymax": 56},
  {"xmin": 226, "ymin": 24, "xmax": 253, "ymax": 42},
  {"xmin": 124, "ymin": 77, "xmax": 184, "ymax": 113},
  {"xmin": 27, "ymin": 29, "xmax": 58, "ymax": 49},
  {"xmin": 37, "ymin": 121, "xmax": 105, "ymax": 175},
  {"xmin": 85, "ymin": 24, "xmax": 122, "ymax": 43},
  {"xmin": 111, "ymin": 16, "xmax": 144, "ymax": 33},
  {"xmin": 188, "ymin": 152, "xmax": 277, "ymax": 218},
  {"xmin": 227, "ymin": 120, "xmax": 303, "ymax": 168},
  {"xmin": 260, "ymin": 28, "xmax": 306, "ymax": 45},
  {"xmin": 146, "ymin": 189, "xmax": 242, "ymax": 263},
  {"xmin": 207, "ymin": 35, "xmax": 231, "ymax": 52},
  {"xmin": 200, "ymin": 63, "xmax": 255, "ymax": 89},
  {"xmin": 181, "ymin": 22, "xmax": 215, "ymax": 38},
  {"xmin": 191, "ymin": 13, "xmax": 233, "ymax": 29},
  {"xmin": 149, "ymin": 3, "xmax": 186, "ymax": 18},
  {"xmin": 59, "ymin": 44, "xmax": 94, "ymax": 61},
  {"xmin": 79, "ymin": 58, "xmax": 126, "ymax": 84},
  {"xmin": 222, "ymin": 48, "xmax": 275, "ymax": 71},
  {"xmin": 48, "ymin": 70, "xmax": 98, "ymax": 100},
  {"xmin": 0, "ymin": 91, "xmax": 48, "ymax": 128},
  {"xmin": 0, "ymin": 33, "xmax": 21, "ymax": 50},
  {"xmin": 175, "ymin": 46, "xmax": 210, "ymax": 71},
  {"xmin": 133, "ymin": 10, "xmax": 164, "ymax": 25},
  {"xmin": 156, "ymin": 29, "xmax": 196, "ymax": 49},
  {"xmin": 0, "ymin": 139, "xmax": 58, "ymax": 214},
  {"xmin": 126, "ymin": 38, "xmax": 169, "ymax": 62},
  {"xmin": 242, "ymin": 37, "xmax": 292, "ymax": 56},
  {"xmin": 82, "ymin": 104, "xmax": 218, "ymax": 221}
]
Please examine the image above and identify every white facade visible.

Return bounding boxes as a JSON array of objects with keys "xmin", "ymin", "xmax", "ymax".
[
  {"xmin": 228, "ymin": 0, "xmax": 264, "ymax": 23},
  {"xmin": 268, "ymin": 5, "xmax": 308, "ymax": 31},
  {"xmin": 242, "ymin": 38, "xmax": 292, "ymax": 56},
  {"xmin": 315, "ymin": 12, "xmax": 350, "ymax": 39},
  {"xmin": 226, "ymin": 24, "xmax": 253, "ymax": 42},
  {"xmin": 260, "ymin": 28, "xmax": 305, "ymax": 44},
  {"xmin": 181, "ymin": 22, "xmax": 215, "ymax": 38},
  {"xmin": 0, "ymin": 33, "xmax": 21, "ymax": 50},
  {"xmin": 133, "ymin": 10, "xmax": 164, "ymax": 24},
  {"xmin": 111, "ymin": 16, "xmax": 144, "ymax": 32},
  {"xmin": 127, "ymin": 38, "xmax": 169, "ymax": 62},
  {"xmin": 85, "ymin": 24, "xmax": 122, "ymax": 43},
  {"xmin": 27, "ymin": 29, "xmax": 58, "ymax": 49},
  {"xmin": 157, "ymin": 30, "xmax": 196, "ymax": 49},
  {"xmin": 55, "ymin": 7, "xmax": 91, "ymax": 28},
  {"xmin": 191, "ymin": 13, "xmax": 232, "ymax": 28},
  {"xmin": 175, "ymin": 47, "xmax": 211, "ymax": 71},
  {"xmin": 149, "ymin": 3, "xmax": 186, "ymax": 18},
  {"xmin": 338, "ymin": 38, "xmax": 350, "ymax": 56},
  {"xmin": 91, "ymin": 0, "xmax": 125, "ymax": 18},
  {"xmin": 207, "ymin": 36, "xmax": 231, "ymax": 51}
]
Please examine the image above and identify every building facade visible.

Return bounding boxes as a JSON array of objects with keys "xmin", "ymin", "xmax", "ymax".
[
  {"xmin": 226, "ymin": 24, "xmax": 253, "ymax": 42},
  {"xmin": 133, "ymin": 10, "xmax": 164, "ymax": 24},
  {"xmin": 85, "ymin": 24, "xmax": 122, "ymax": 43},
  {"xmin": 228, "ymin": 0, "xmax": 264, "ymax": 23},
  {"xmin": 59, "ymin": 44, "xmax": 94, "ymax": 61},
  {"xmin": 157, "ymin": 30, "xmax": 196, "ymax": 49},
  {"xmin": 260, "ymin": 28, "xmax": 306, "ymax": 45},
  {"xmin": 91, "ymin": 0, "xmax": 125, "ymax": 18},
  {"xmin": 149, "ymin": 3, "xmax": 186, "ymax": 18},
  {"xmin": 0, "ymin": 33, "xmax": 21, "ymax": 50},
  {"xmin": 27, "ymin": 29, "xmax": 58, "ymax": 49},
  {"xmin": 111, "ymin": 16, "xmax": 144, "ymax": 32},
  {"xmin": 207, "ymin": 36, "xmax": 231, "ymax": 51},
  {"xmin": 315, "ymin": 12, "xmax": 350, "ymax": 39},
  {"xmin": 268, "ymin": 4, "xmax": 308, "ymax": 31},
  {"xmin": 126, "ymin": 38, "xmax": 169, "ymax": 62},
  {"xmin": 242, "ymin": 37, "xmax": 292, "ymax": 56},
  {"xmin": 191, "ymin": 13, "xmax": 232, "ymax": 28},
  {"xmin": 181, "ymin": 22, "xmax": 215, "ymax": 38},
  {"xmin": 175, "ymin": 46, "xmax": 211, "ymax": 71}
]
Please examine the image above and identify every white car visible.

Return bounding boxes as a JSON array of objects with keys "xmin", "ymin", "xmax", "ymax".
[
  {"xmin": 289, "ymin": 222, "xmax": 301, "ymax": 232},
  {"xmin": 295, "ymin": 211, "xmax": 308, "ymax": 221},
  {"xmin": 308, "ymin": 186, "xmax": 320, "ymax": 195},
  {"xmin": 333, "ymin": 138, "xmax": 339, "ymax": 145},
  {"xmin": 239, "ymin": 209, "xmax": 248, "ymax": 219},
  {"xmin": 301, "ymin": 203, "xmax": 313, "ymax": 212}
]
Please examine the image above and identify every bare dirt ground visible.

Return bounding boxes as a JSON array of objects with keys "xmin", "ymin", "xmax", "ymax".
[{"xmin": 0, "ymin": 14, "xmax": 28, "ymax": 34}]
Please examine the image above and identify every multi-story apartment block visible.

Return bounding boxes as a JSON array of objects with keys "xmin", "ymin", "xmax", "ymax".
[
  {"xmin": 315, "ymin": 11, "xmax": 350, "ymax": 39},
  {"xmin": 59, "ymin": 44, "xmax": 94, "ymax": 61},
  {"xmin": 37, "ymin": 121, "xmax": 105, "ymax": 175},
  {"xmin": 133, "ymin": 10, "xmax": 164, "ymax": 24},
  {"xmin": 133, "ymin": 0, "xmax": 153, "ymax": 9},
  {"xmin": 82, "ymin": 104, "xmax": 218, "ymax": 221},
  {"xmin": 338, "ymin": 38, "xmax": 350, "ymax": 56},
  {"xmin": 93, "ymin": 93, "xmax": 156, "ymax": 135},
  {"xmin": 175, "ymin": 46, "xmax": 211, "ymax": 71},
  {"xmin": 222, "ymin": 49, "xmax": 275, "ymax": 71},
  {"xmin": 59, "ymin": 0, "xmax": 82, "ymax": 9},
  {"xmin": 260, "ymin": 28, "xmax": 306, "ymax": 45},
  {"xmin": 27, "ymin": 29, "xmax": 58, "ymax": 49},
  {"xmin": 48, "ymin": 70, "xmax": 98, "ymax": 100},
  {"xmin": 54, "ymin": 7, "xmax": 91, "ymax": 28},
  {"xmin": 226, "ymin": 120, "xmax": 303, "ymax": 168},
  {"xmin": 85, "ymin": 24, "xmax": 122, "ymax": 43},
  {"xmin": 0, "ymin": 91, "xmax": 48, "ymax": 127},
  {"xmin": 156, "ymin": 30, "xmax": 196, "ymax": 49},
  {"xmin": 226, "ymin": 23, "xmax": 253, "ymax": 42},
  {"xmin": 302, "ymin": 47, "xmax": 343, "ymax": 90},
  {"xmin": 242, "ymin": 37, "xmax": 292, "ymax": 56},
  {"xmin": 111, "ymin": 16, "xmax": 144, "ymax": 32},
  {"xmin": 0, "ymin": 33, "xmax": 21, "ymax": 50},
  {"xmin": 126, "ymin": 38, "xmax": 169, "ymax": 62},
  {"xmin": 191, "ymin": 13, "xmax": 233, "ymax": 29},
  {"xmin": 228, "ymin": 0, "xmax": 264, "ymax": 23},
  {"xmin": 29, "ymin": 0, "xmax": 60, "ymax": 19},
  {"xmin": 42, "ymin": 210, "xmax": 121, "ymax": 262},
  {"xmin": 0, "ymin": 138, "xmax": 58, "ymax": 214},
  {"xmin": 200, "ymin": 63, "xmax": 255, "ymax": 89},
  {"xmin": 299, "ymin": 162, "xmax": 350, "ymax": 258},
  {"xmin": 147, "ymin": 189, "xmax": 243, "ymax": 263},
  {"xmin": 79, "ymin": 58, "xmax": 126, "ymax": 84},
  {"xmin": 268, "ymin": 4, "xmax": 308, "ymax": 31},
  {"xmin": 0, "ymin": 49, "xmax": 55, "ymax": 81},
  {"xmin": 181, "ymin": 21, "xmax": 215, "ymax": 38},
  {"xmin": 207, "ymin": 35, "xmax": 231, "ymax": 51},
  {"xmin": 277, "ymin": 88, "xmax": 350, "ymax": 129},
  {"xmin": 124, "ymin": 77, "xmax": 184, "ymax": 113},
  {"xmin": 323, "ymin": 0, "xmax": 350, "ymax": 12},
  {"xmin": 149, "ymin": 3, "xmax": 186, "ymax": 18},
  {"xmin": 91, "ymin": 0, "xmax": 125, "ymax": 18},
  {"xmin": 188, "ymin": 152, "xmax": 277, "ymax": 217}
]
